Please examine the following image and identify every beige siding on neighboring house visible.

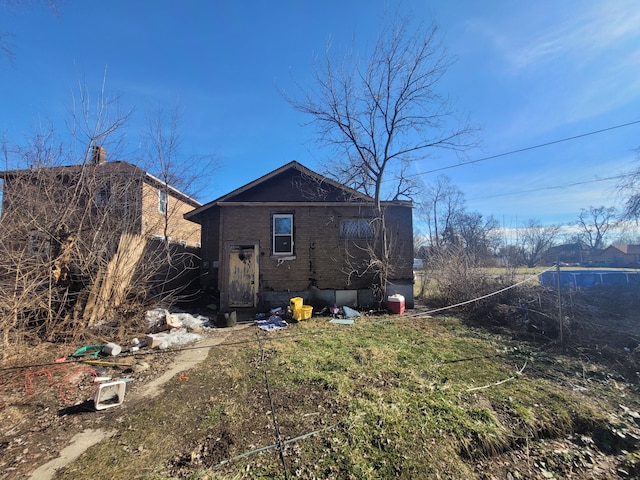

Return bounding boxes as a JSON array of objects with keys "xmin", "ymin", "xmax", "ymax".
[{"xmin": 141, "ymin": 182, "xmax": 200, "ymax": 246}]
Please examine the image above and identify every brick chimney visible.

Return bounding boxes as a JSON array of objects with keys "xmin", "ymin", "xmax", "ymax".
[{"xmin": 90, "ymin": 145, "xmax": 107, "ymax": 165}]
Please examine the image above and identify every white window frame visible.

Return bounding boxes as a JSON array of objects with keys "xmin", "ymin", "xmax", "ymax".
[
  {"xmin": 272, "ymin": 214, "xmax": 294, "ymax": 255},
  {"xmin": 158, "ymin": 189, "xmax": 168, "ymax": 214}
]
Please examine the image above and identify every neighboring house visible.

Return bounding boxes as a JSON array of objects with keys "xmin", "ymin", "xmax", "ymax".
[
  {"xmin": 0, "ymin": 146, "xmax": 201, "ymax": 249},
  {"xmin": 592, "ymin": 245, "xmax": 640, "ymax": 267},
  {"xmin": 541, "ymin": 243, "xmax": 589, "ymax": 266},
  {"xmin": 184, "ymin": 161, "xmax": 414, "ymax": 311},
  {"xmin": 0, "ymin": 146, "xmax": 202, "ymax": 324}
]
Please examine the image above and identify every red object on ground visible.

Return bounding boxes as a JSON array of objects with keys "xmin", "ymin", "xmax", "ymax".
[{"xmin": 388, "ymin": 294, "xmax": 405, "ymax": 314}]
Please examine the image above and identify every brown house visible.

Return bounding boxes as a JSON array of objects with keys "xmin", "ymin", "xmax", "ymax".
[
  {"xmin": 0, "ymin": 146, "xmax": 201, "ymax": 248},
  {"xmin": 185, "ymin": 161, "xmax": 414, "ymax": 311},
  {"xmin": 593, "ymin": 245, "xmax": 640, "ymax": 267},
  {"xmin": 0, "ymin": 147, "xmax": 202, "ymax": 325}
]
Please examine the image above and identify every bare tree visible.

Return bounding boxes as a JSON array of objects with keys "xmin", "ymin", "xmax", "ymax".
[
  {"xmin": 618, "ymin": 156, "xmax": 640, "ymax": 222},
  {"xmin": 0, "ymin": 79, "xmax": 212, "ymax": 355},
  {"xmin": 288, "ymin": 16, "xmax": 476, "ymax": 302},
  {"xmin": 575, "ymin": 206, "xmax": 618, "ymax": 251},
  {"xmin": 454, "ymin": 211, "xmax": 500, "ymax": 260},
  {"xmin": 519, "ymin": 219, "xmax": 560, "ymax": 268},
  {"xmin": 418, "ymin": 175, "xmax": 465, "ymax": 251},
  {"xmin": 141, "ymin": 106, "xmax": 218, "ymax": 302},
  {"xmin": 290, "ymin": 17, "xmax": 475, "ymax": 208}
]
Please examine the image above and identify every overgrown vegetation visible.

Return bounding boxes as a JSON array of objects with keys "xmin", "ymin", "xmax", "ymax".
[{"xmin": 0, "ymin": 87, "xmax": 211, "ymax": 361}]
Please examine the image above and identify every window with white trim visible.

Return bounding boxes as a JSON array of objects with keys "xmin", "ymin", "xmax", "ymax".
[
  {"xmin": 340, "ymin": 218, "xmax": 375, "ymax": 239},
  {"xmin": 273, "ymin": 214, "xmax": 294, "ymax": 255},
  {"xmin": 158, "ymin": 189, "xmax": 168, "ymax": 214}
]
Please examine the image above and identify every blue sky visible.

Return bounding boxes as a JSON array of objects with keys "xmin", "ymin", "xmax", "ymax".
[{"xmin": 1, "ymin": 0, "xmax": 640, "ymax": 231}]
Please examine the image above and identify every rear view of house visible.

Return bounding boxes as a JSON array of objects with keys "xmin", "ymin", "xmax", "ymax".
[{"xmin": 185, "ymin": 161, "xmax": 414, "ymax": 311}]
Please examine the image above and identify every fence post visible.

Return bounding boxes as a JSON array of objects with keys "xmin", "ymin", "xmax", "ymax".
[{"xmin": 556, "ymin": 258, "xmax": 563, "ymax": 345}]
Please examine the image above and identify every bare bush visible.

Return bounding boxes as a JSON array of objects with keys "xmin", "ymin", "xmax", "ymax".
[{"xmin": 0, "ymin": 85, "xmax": 206, "ymax": 358}]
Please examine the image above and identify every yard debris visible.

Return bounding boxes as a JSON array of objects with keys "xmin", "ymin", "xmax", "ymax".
[
  {"xmin": 94, "ymin": 380, "xmax": 126, "ymax": 410},
  {"xmin": 146, "ymin": 307, "xmax": 214, "ymax": 333},
  {"xmin": 329, "ymin": 319, "xmax": 354, "ymax": 325},
  {"xmin": 146, "ymin": 329, "xmax": 204, "ymax": 350},
  {"xmin": 82, "ymin": 359, "xmax": 134, "ymax": 368},
  {"xmin": 101, "ymin": 342, "xmax": 122, "ymax": 356},
  {"xmin": 256, "ymin": 316, "xmax": 288, "ymax": 332},
  {"xmin": 72, "ymin": 345, "xmax": 105, "ymax": 358},
  {"xmin": 342, "ymin": 306, "xmax": 361, "ymax": 318}
]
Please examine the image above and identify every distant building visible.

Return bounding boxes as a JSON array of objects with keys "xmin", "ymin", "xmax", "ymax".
[{"xmin": 592, "ymin": 245, "xmax": 640, "ymax": 267}]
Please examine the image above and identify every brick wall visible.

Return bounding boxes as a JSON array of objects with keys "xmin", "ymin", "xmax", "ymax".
[{"xmin": 206, "ymin": 202, "xmax": 413, "ymax": 295}]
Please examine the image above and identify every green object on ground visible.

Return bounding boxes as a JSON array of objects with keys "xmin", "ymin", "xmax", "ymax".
[{"xmin": 72, "ymin": 345, "xmax": 106, "ymax": 358}]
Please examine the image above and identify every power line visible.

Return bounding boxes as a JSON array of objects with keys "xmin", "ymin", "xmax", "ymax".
[
  {"xmin": 409, "ymin": 119, "xmax": 640, "ymax": 178},
  {"xmin": 469, "ymin": 173, "xmax": 628, "ymax": 201}
]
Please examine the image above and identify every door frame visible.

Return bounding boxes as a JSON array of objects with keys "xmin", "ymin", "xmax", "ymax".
[{"xmin": 223, "ymin": 241, "xmax": 259, "ymax": 309}]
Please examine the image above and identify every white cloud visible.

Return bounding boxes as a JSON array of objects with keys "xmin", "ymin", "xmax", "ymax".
[{"xmin": 492, "ymin": 1, "xmax": 640, "ymax": 72}]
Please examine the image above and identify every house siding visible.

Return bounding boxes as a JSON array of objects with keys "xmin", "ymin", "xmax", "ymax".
[{"xmin": 141, "ymin": 182, "xmax": 201, "ymax": 246}]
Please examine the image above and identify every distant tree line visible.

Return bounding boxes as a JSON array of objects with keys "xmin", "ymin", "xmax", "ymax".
[{"xmin": 414, "ymin": 175, "xmax": 636, "ymax": 269}]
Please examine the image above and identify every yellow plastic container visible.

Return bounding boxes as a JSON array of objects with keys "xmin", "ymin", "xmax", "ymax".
[
  {"xmin": 290, "ymin": 297, "xmax": 303, "ymax": 312},
  {"xmin": 293, "ymin": 305, "xmax": 313, "ymax": 321}
]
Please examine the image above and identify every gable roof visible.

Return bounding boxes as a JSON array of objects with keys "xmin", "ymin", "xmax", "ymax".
[
  {"xmin": 185, "ymin": 161, "xmax": 380, "ymax": 222},
  {"xmin": 603, "ymin": 244, "xmax": 640, "ymax": 255},
  {"xmin": 0, "ymin": 160, "xmax": 201, "ymax": 208},
  {"xmin": 217, "ymin": 161, "xmax": 371, "ymax": 203}
]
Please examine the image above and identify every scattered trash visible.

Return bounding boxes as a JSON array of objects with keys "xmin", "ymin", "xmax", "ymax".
[
  {"xmin": 82, "ymin": 359, "xmax": 134, "ymax": 368},
  {"xmin": 172, "ymin": 312, "xmax": 211, "ymax": 330},
  {"xmin": 146, "ymin": 329, "xmax": 203, "ymax": 349},
  {"xmin": 330, "ymin": 319, "xmax": 354, "ymax": 325},
  {"xmin": 293, "ymin": 305, "xmax": 313, "ymax": 321},
  {"xmin": 177, "ymin": 376, "xmax": 189, "ymax": 382},
  {"xmin": 146, "ymin": 307, "xmax": 213, "ymax": 333},
  {"xmin": 342, "ymin": 306, "xmax": 361, "ymax": 318},
  {"xmin": 146, "ymin": 307, "xmax": 171, "ymax": 332},
  {"xmin": 256, "ymin": 316, "xmax": 288, "ymax": 331}
]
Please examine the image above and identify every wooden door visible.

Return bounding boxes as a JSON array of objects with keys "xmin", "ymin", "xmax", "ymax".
[{"xmin": 228, "ymin": 245, "xmax": 257, "ymax": 307}]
